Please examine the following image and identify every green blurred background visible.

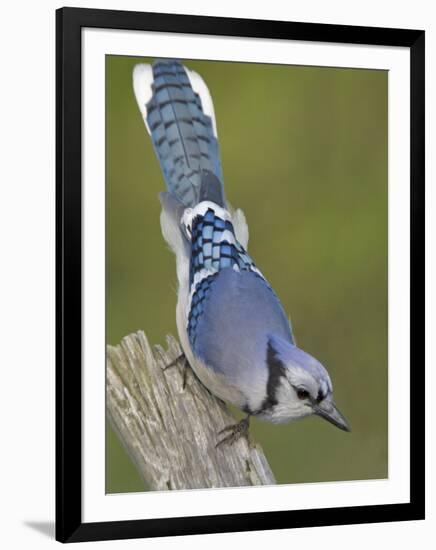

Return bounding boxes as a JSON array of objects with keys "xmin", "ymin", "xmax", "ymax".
[{"xmin": 106, "ymin": 56, "xmax": 388, "ymax": 493}]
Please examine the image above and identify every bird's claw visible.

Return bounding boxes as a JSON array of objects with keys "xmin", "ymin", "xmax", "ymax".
[
  {"xmin": 216, "ymin": 416, "xmax": 250, "ymax": 448},
  {"xmin": 162, "ymin": 353, "xmax": 189, "ymax": 389}
]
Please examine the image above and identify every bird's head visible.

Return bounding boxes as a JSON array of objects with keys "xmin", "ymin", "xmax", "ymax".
[{"xmin": 263, "ymin": 334, "xmax": 350, "ymax": 432}]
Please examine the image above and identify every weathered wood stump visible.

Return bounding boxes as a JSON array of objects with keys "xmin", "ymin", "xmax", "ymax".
[{"xmin": 106, "ymin": 331, "xmax": 276, "ymax": 490}]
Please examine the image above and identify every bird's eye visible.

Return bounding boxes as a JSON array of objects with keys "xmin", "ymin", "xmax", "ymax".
[{"xmin": 297, "ymin": 388, "xmax": 310, "ymax": 400}]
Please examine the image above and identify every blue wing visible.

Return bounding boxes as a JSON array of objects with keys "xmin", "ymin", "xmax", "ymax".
[
  {"xmin": 189, "ymin": 269, "xmax": 293, "ymax": 405},
  {"xmin": 187, "ymin": 206, "xmax": 293, "ymax": 360}
]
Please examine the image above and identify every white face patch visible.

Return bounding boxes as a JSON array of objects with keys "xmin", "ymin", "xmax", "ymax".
[{"xmin": 319, "ymin": 379, "xmax": 331, "ymax": 396}]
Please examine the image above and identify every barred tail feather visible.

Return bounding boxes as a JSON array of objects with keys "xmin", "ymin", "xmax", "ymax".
[{"xmin": 133, "ymin": 59, "xmax": 225, "ymax": 208}]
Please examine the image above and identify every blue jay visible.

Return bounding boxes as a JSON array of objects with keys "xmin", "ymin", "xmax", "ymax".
[{"xmin": 133, "ymin": 60, "xmax": 350, "ymax": 445}]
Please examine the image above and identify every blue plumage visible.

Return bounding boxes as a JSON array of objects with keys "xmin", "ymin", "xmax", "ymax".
[
  {"xmin": 190, "ymin": 269, "xmax": 293, "ymax": 412},
  {"xmin": 145, "ymin": 60, "xmax": 224, "ymax": 207},
  {"xmin": 189, "ymin": 207, "xmax": 262, "ymax": 285},
  {"xmin": 134, "ymin": 59, "xmax": 350, "ymax": 437},
  {"xmin": 187, "ymin": 205, "xmax": 283, "ymax": 370}
]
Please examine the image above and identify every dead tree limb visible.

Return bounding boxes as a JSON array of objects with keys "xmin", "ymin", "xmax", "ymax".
[{"xmin": 106, "ymin": 331, "xmax": 276, "ymax": 490}]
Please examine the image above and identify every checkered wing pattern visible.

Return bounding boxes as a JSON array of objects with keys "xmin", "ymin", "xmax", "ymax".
[
  {"xmin": 187, "ymin": 207, "xmax": 269, "ymax": 348},
  {"xmin": 187, "ymin": 273, "xmax": 218, "ymax": 349},
  {"xmin": 189, "ymin": 208, "xmax": 262, "ymax": 285},
  {"xmin": 145, "ymin": 60, "xmax": 224, "ymax": 207}
]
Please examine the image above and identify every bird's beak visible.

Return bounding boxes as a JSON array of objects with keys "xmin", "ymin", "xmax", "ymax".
[{"xmin": 313, "ymin": 401, "xmax": 351, "ymax": 432}]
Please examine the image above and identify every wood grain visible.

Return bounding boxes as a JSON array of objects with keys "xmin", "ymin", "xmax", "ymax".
[{"xmin": 107, "ymin": 331, "xmax": 276, "ymax": 490}]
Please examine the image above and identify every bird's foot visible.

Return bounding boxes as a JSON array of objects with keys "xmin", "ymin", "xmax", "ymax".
[
  {"xmin": 162, "ymin": 352, "xmax": 189, "ymax": 389},
  {"xmin": 216, "ymin": 415, "xmax": 250, "ymax": 448},
  {"xmin": 163, "ymin": 352, "xmax": 186, "ymax": 370}
]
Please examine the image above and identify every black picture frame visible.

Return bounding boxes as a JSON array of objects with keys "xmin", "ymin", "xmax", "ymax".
[{"xmin": 56, "ymin": 6, "xmax": 425, "ymax": 543}]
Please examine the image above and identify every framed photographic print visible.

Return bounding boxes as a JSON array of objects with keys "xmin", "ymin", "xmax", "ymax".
[{"xmin": 56, "ymin": 7, "xmax": 425, "ymax": 543}]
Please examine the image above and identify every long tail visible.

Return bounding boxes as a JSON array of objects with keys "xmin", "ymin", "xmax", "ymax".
[{"xmin": 133, "ymin": 59, "xmax": 225, "ymax": 208}]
